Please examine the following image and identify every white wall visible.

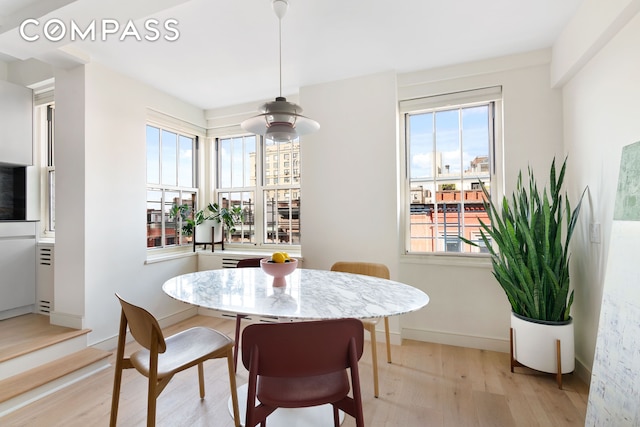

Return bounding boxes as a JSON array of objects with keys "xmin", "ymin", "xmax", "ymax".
[
  {"xmin": 293, "ymin": 53, "xmax": 565, "ymax": 352},
  {"xmin": 398, "ymin": 53, "xmax": 565, "ymax": 352},
  {"xmin": 299, "ymin": 71, "xmax": 399, "ymax": 272},
  {"xmin": 558, "ymin": 5, "xmax": 640, "ymax": 375},
  {"xmin": 54, "ymin": 62, "xmax": 207, "ymax": 345}
]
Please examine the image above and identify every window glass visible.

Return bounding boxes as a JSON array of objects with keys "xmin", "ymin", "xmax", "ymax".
[{"xmin": 146, "ymin": 126, "xmax": 160, "ymax": 184}]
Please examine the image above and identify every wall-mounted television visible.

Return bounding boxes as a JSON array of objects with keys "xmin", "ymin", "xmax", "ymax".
[{"xmin": 0, "ymin": 166, "xmax": 26, "ymax": 220}]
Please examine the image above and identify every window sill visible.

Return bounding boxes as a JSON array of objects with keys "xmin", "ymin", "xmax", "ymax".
[
  {"xmin": 145, "ymin": 248, "xmax": 197, "ymax": 264},
  {"xmin": 400, "ymin": 252, "xmax": 492, "ymax": 268},
  {"xmin": 196, "ymin": 247, "xmax": 302, "ymax": 259}
]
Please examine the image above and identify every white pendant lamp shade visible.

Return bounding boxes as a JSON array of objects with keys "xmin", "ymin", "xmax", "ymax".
[
  {"xmin": 242, "ymin": 97, "xmax": 320, "ymax": 143},
  {"xmin": 241, "ymin": 0, "xmax": 319, "ymax": 142}
]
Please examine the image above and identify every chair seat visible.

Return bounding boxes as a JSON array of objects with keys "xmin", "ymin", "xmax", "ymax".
[
  {"xmin": 131, "ymin": 327, "xmax": 233, "ymax": 378},
  {"xmin": 257, "ymin": 371, "xmax": 350, "ymax": 408}
]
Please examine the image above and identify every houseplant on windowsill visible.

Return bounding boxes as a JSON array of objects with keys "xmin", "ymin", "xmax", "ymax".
[
  {"xmin": 205, "ymin": 202, "xmax": 244, "ymax": 243},
  {"xmin": 462, "ymin": 157, "xmax": 586, "ymax": 384},
  {"xmin": 170, "ymin": 202, "xmax": 244, "ymax": 247}
]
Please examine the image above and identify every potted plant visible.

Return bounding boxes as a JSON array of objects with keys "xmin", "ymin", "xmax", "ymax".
[
  {"xmin": 206, "ymin": 202, "xmax": 244, "ymax": 241},
  {"xmin": 168, "ymin": 203, "xmax": 196, "ymax": 240},
  {"xmin": 171, "ymin": 201, "xmax": 244, "ymax": 248},
  {"xmin": 462, "ymin": 157, "xmax": 586, "ymax": 384}
]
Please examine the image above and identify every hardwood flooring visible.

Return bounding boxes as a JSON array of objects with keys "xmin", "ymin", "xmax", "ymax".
[{"xmin": 0, "ymin": 315, "xmax": 589, "ymax": 427}]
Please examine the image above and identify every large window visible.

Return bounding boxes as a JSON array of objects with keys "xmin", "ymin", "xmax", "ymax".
[
  {"xmin": 401, "ymin": 87, "xmax": 502, "ymax": 254},
  {"xmin": 146, "ymin": 124, "xmax": 197, "ymax": 249},
  {"xmin": 215, "ymin": 135, "xmax": 301, "ymax": 247}
]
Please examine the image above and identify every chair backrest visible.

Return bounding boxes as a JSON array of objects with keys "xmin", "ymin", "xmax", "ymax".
[
  {"xmin": 236, "ymin": 257, "xmax": 263, "ymax": 268},
  {"xmin": 116, "ymin": 293, "xmax": 167, "ymax": 353},
  {"xmin": 241, "ymin": 319, "xmax": 364, "ymax": 378},
  {"xmin": 330, "ymin": 261, "xmax": 390, "ymax": 280}
]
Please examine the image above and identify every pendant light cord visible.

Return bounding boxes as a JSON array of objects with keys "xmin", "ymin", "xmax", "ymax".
[{"xmin": 278, "ymin": 16, "xmax": 282, "ymax": 98}]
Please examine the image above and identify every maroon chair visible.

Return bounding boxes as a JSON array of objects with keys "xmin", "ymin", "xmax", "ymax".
[
  {"xmin": 241, "ymin": 319, "xmax": 365, "ymax": 427},
  {"xmin": 233, "ymin": 257, "xmax": 263, "ymax": 370}
]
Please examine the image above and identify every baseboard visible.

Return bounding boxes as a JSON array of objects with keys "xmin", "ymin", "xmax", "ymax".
[
  {"xmin": 402, "ymin": 327, "xmax": 510, "ymax": 353},
  {"xmin": 49, "ymin": 311, "xmax": 84, "ymax": 329},
  {"xmin": 574, "ymin": 357, "xmax": 592, "ymax": 386}
]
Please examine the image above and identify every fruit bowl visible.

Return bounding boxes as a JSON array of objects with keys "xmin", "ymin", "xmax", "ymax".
[{"xmin": 260, "ymin": 258, "xmax": 298, "ymax": 287}]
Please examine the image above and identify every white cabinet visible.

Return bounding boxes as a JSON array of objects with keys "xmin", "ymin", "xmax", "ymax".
[
  {"xmin": 0, "ymin": 222, "xmax": 36, "ymax": 319},
  {"xmin": 0, "ymin": 80, "xmax": 33, "ymax": 166}
]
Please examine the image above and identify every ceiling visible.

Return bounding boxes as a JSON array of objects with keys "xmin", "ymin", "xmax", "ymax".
[{"xmin": 0, "ymin": 0, "xmax": 584, "ymax": 110}]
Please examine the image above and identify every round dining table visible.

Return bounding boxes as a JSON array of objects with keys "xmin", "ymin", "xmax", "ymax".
[
  {"xmin": 162, "ymin": 267, "xmax": 429, "ymax": 321},
  {"xmin": 162, "ymin": 266, "xmax": 429, "ymax": 427}
]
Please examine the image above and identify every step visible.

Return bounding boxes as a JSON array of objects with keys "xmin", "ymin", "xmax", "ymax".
[
  {"xmin": 0, "ymin": 314, "xmax": 93, "ymax": 381},
  {"xmin": 0, "ymin": 347, "xmax": 112, "ymax": 417}
]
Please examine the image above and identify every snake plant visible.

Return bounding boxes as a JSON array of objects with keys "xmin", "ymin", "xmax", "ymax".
[{"xmin": 464, "ymin": 157, "xmax": 586, "ymax": 322}]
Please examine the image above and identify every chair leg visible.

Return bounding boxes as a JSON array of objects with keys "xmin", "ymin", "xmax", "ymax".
[
  {"xmin": 147, "ymin": 332, "xmax": 160, "ymax": 427},
  {"xmin": 110, "ymin": 311, "xmax": 128, "ymax": 427},
  {"xmin": 384, "ymin": 317, "xmax": 392, "ymax": 363},
  {"xmin": 198, "ymin": 362, "xmax": 205, "ymax": 398},
  {"xmin": 226, "ymin": 349, "xmax": 241, "ymax": 427},
  {"xmin": 233, "ymin": 315, "xmax": 246, "ymax": 371},
  {"xmin": 367, "ymin": 323, "xmax": 380, "ymax": 398},
  {"xmin": 333, "ymin": 405, "xmax": 340, "ymax": 427}
]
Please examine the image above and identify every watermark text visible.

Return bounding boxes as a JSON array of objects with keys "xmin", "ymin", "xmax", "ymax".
[{"xmin": 20, "ymin": 18, "xmax": 180, "ymax": 42}]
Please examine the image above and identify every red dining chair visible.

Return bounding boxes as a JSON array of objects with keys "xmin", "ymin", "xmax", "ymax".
[
  {"xmin": 330, "ymin": 261, "xmax": 391, "ymax": 398},
  {"xmin": 241, "ymin": 319, "xmax": 365, "ymax": 427},
  {"xmin": 233, "ymin": 257, "xmax": 263, "ymax": 370},
  {"xmin": 110, "ymin": 294, "xmax": 240, "ymax": 427}
]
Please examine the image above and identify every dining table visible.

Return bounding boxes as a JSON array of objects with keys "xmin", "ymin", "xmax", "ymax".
[{"xmin": 162, "ymin": 266, "xmax": 429, "ymax": 427}]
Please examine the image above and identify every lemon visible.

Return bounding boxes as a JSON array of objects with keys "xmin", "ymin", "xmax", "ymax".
[
  {"xmin": 272, "ymin": 252, "xmax": 286, "ymax": 263},
  {"xmin": 282, "ymin": 252, "xmax": 290, "ymax": 260}
]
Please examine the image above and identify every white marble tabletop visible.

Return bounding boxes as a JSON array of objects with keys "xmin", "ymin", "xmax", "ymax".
[{"xmin": 162, "ymin": 267, "xmax": 429, "ymax": 320}]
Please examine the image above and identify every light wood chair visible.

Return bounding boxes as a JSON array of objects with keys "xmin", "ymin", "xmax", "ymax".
[
  {"xmin": 330, "ymin": 261, "xmax": 392, "ymax": 398},
  {"xmin": 110, "ymin": 294, "xmax": 240, "ymax": 427}
]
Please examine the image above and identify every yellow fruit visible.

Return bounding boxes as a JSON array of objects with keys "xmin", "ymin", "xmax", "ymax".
[
  {"xmin": 282, "ymin": 252, "xmax": 290, "ymax": 260},
  {"xmin": 272, "ymin": 252, "xmax": 286, "ymax": 263}
]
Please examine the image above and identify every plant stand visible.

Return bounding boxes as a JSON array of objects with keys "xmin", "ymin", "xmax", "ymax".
[
  {"xmin": 510, "ymin": 328, "xmax": 564, "ymax": 389},
  {"xmin": 193, "ymin": 223, "xmax": 224, "ymax": 252}
]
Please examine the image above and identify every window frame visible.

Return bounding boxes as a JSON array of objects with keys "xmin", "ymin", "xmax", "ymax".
[
  {"xmin": 399, "ymin": 86, "xmax": 504, "ymax": 260},
  {"xmin": 35, "ymin": 90, "xmax": 56, "ymax": 238},
  {"xmin": 145, "ymin": 121, "xmax": 200, "ymax": 251},
  {"xmin": 211, "ymin": 128, "xmax": 302, "ymax": 250}
]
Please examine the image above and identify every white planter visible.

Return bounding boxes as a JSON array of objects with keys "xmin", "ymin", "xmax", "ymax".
[
  {"xmin": 510, "ymin": 312, "xmax": 575, "ymax": 374},
  {"xmin": 195, "ymin": 219, "xmax": 222, "ymax": 243}
]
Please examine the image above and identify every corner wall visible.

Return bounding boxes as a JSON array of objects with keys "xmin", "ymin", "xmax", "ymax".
[
  {"xmin": 54, "ymin": 62, "xmax": 207, "ymax": 345},
  {"xmin": 557, "ymin": 5, "xmax": 640, "ymax": 377}
]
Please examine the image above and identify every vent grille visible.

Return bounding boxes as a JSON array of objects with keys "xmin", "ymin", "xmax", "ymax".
[
  {"xmin": 36, "ymin": 245, "xmax": 55, "ymax": 315},
  {"xmin": 222, "ymin": 257, "xmax": 251, "ymax": 268},
  {"xmin": 39, "ymin": 247, "xmax": 53, "ymax": 265}
]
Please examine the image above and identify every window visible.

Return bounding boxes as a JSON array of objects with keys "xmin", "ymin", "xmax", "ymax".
[
  {"xmin": 45, "ymin": 104, "xmax": 55, "ymax": 232},
  {"xmin": 146, "ymin": 124, "xmax": 197, "ymax": 249},
  {"xmin": 215, "ymin": 135, "xmax": 301, "ymax": 247},
  {"xmin": 35, "ymin": 92, "xmax": 55, "ymax": 236},
  {"xmin": 401, "ymin": 87, "xmax": 502, "ymax": 254}
]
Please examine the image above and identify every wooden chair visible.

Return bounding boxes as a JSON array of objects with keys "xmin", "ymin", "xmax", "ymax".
[
  {"xmin": 233, "ymin": 257, "xmax": 263, "ymax": 370},
  {"xmin": 109, "ymin": 294, "xmax": 240, "ymax": 427},
  {"xmin": 241, "ymin": 319, "xmax": 365, "ymax": 427},
  {"xmin": 330, "ymin": 261, "xmax": 391, "ymax": 398}
]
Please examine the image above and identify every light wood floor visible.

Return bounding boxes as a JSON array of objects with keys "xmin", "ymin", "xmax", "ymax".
[{"xmin": 0, "ymin": 315, "xmax": 589, "ymax": 427}]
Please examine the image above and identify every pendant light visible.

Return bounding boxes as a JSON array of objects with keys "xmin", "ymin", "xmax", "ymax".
[{"xmin": 241, "ymin": 0, "xmax": 319, "ymax": 142}]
